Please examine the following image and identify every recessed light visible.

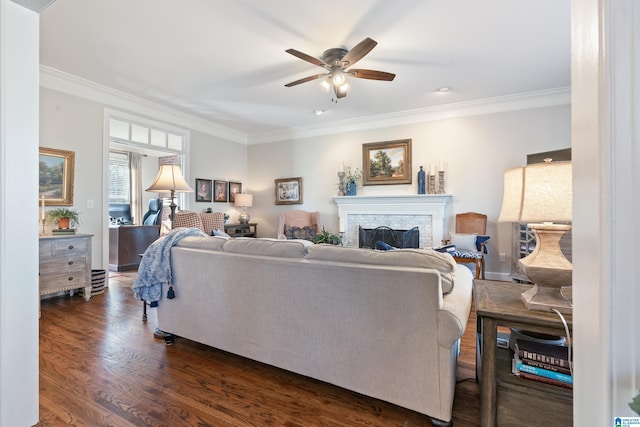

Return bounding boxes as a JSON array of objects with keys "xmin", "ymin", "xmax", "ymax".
[
  {"xmin": 436, "ymin": 87, "xmax": 451, "ymax": 93},
  {"xmin": 313, "ymin": 109, "xmax": 326, "ymax": 116}
]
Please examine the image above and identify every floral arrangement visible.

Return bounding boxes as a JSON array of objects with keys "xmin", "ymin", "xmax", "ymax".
[
  {"xmin": 345, "ymin": 167, "xmax": 362, "ymax": 184},
  {"xmin": 46, "ymin": 207, "xmax": 80, "ymax": 227}
]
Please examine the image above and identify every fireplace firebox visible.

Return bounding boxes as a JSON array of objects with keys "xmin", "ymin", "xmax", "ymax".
[{"xmin": 358, "ymin": 226, "xmax": 420, "ymax": 249}]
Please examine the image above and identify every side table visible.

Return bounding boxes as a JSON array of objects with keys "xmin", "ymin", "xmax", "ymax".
[
  {"xmin": 475, "ymin": 280, "xmax": 573, "ymax": 426},
  {"xmin": 224, "ymin": 222, "xmax": 257, "ymax": 237}
]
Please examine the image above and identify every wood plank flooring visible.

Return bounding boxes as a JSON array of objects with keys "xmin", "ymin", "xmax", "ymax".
[{"xmin": 37, "ymin": 272, "xmax": 480, "ymax": 426}]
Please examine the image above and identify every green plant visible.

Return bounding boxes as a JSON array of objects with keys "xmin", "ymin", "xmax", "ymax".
[
  {"xmin": 630, "ymin": 390, "xmax": 640, "ymax": 415},
  {"xmin": 46, "ymin": 207, "xmax": 80, "ymax": 227},
  {"xmin": 310, "ymin": 226, "xmax": 342, "ymax": 245},
  {"xmin": 345, "ymin": 167, "xmax": 362, "ymax": 184}
]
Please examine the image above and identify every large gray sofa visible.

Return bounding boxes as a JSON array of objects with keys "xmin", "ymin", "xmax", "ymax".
[{"xmin": 157, "ymin": 236, "xmax": 473, "ymax": 425}]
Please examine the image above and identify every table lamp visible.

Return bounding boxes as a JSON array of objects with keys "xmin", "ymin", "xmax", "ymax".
[
  {"xmin": 146, "ymin": 164, "xmax": 193, "ymax": 229},
  {"xmin": 498, "ymin": 159, "xmax": 572, "ymax": 313},
  {"xmin": 234, "ymin": 193, "xmax": 253, "ymax": 224}
]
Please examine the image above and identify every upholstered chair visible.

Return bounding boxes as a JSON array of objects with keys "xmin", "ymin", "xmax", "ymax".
[
  {"xmin": 277, "ymin": 210, "xmax": 320, "ymax": 240},
  {"xmin": 142, "ymin": 199, "xmax": 163, "ymax": 225},
  {"xmin": 449, "ymin": 212, "xmax": 490, "ymax": 279}
]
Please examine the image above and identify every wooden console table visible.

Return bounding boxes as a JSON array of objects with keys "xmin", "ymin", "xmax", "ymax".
[
  {"xmin": 475, "ymin": 280, "xmax": 573, "ymax": 426},
  {"xmin": 224, "ymin": 223, "xmax": 257, "ymax": 238},
  {"xmin": 109, "ymin": 225, "xmax": 160, "ymax": 271},
  {"xmin": 39, "ymin": 234, "xmax": 93, "ymax": 301}
]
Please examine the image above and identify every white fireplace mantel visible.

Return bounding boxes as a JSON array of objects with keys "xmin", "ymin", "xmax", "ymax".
[{"xmin": 332, "ymin": 194, "xmax": 453, "ymax": 248}]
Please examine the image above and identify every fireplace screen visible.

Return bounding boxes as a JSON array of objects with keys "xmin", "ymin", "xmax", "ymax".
[{"xmin": 358, "ymin": 226, "xmax": 420, "ymax": 249}]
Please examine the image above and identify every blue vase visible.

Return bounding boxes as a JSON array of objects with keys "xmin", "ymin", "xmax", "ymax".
[
  {"xmin": 418, "ymin": 166, "xmax": 426, "ymax": 194},
  {"xmin": 345, "ymin": 181, "xmax": 357, "ymax": 196}
]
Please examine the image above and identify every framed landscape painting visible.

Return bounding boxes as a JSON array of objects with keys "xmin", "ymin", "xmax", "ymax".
[
  {"xmin": 275, "ymin": 177, "xmax": 303, "ymax": 205},
  {"xmin": 362, "ymin": 139, "xmax": 412, "ymax": 185},
  {"xmin": 39, "ymin": 147, "xmax": 75, "ymax": 206}
]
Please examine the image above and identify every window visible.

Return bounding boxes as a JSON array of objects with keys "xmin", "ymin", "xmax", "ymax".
[{"xmin": 109, "ymin": 151, "xmax": 130, "ymax": 204}]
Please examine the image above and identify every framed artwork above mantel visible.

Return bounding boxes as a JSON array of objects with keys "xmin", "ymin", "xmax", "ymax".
[
  {"xmin": 39, "ymin": 147, "xmax": 75, "ymax": 206},
  {"xmin": 362, "ymin": 139, "xmax": 412, "ymax": 186}
]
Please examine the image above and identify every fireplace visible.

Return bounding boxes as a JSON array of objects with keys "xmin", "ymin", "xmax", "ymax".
[
  {"xmin": 359, "ymin": 226, "xmax": 420, "ymax": 249},
  {"xmin": 333, "ymin": 195, "xmax": 452, "ymax": 248}
]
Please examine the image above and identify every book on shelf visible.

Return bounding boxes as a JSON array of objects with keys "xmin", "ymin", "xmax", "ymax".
[
  {"xmin": 515, "ymin": 338, "xmax": 571, "ymax": 368},
  {"xmin": 520, "ymin": 358, "xmax": 572, "ymax": 375},
  {"xmin": 518, "ymin": 371, "xmax": 573, "ymax": 389},
  {"xmin": 512, "ymin": 352, "xmax": 572, "ymax": 386}
]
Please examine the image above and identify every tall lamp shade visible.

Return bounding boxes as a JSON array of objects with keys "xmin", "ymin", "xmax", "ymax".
[
  {"xmin": 146, "ymin": 164, "xmax": 193, "ymax": 228},
  {"xmin": 234, "ymin": 193, "xmax": 253, "ymax": 224},
  {"xmin": 498, "ymin": 160, "xmax": 573, "ymax": 313}
]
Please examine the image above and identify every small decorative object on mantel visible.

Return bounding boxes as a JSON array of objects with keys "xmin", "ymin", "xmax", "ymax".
[
  {"xmin": 337, "ymin": 170, "xmax": 346, "ymax": 196},
  {"xmin": 417, "ymin": 166, "xmax": 426, "ymax": 194},
  {"xmin": 427, "ymin": 164, "xmax": 437, "ymax": 194},
  {"xmin": 344, "ymin": 167, "xmax": 362, "ymax": 196}
]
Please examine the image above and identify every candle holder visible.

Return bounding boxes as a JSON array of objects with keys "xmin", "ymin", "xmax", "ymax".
[
  {"xmin": 337, "ymin": 171, "xmax": 345, "ymax": 196},
  {"xmin": 40, "ymin": 218, "xmax": 46, "ymax": 236},
  {"xmin": 437, "ymin": 171, "xmax": 446, "ymax": 194},
  {"xmin": 427, "ymin": 174, "xmax": 437, "ymax": 194}
]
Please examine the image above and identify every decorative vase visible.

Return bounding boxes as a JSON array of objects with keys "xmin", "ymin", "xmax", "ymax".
[
  {"xmin": 345, "ymin": 181, "xmax": 357, "ymax": 196},
  {"xmin": 417, "ymin": 166, "xmax": 426, "ymax": 194}
]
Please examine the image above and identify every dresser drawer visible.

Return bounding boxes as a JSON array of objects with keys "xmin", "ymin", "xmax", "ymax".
[
  {"xmin": 39, "ymin": 271, "xmax": 87, "ymax": 294},
  {"xmin": 39, "ymin": 253, "xmax": 87, "ymax": 274}
]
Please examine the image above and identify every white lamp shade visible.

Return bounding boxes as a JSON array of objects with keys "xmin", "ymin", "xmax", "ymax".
[
  {"xmin": 146, "ymin": 164, "xmax": 193, "ymax": 193},
  {"xmin": 234, "ymin": 193, "xmax": 253, "ymax": 207},
  {"xmin": 498, "ymin": 161, "xmax": 572, "ymax": 223}
]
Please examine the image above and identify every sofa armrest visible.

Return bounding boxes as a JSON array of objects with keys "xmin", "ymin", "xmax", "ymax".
[{"xmin": 437, "ymin": 267, "xmax": 473, "ymax": 348}]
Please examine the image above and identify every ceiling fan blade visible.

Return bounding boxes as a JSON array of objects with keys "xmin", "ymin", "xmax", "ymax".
[
  {"xmin": 341, "ymin": 38, "xmax": 377, "ymax": 67},
  {"xmin": 284, "ymin": 74, "xmax": 327, "ymax": 87},
  {"xmin": 348, "ymin": 69, "xmax": 396, "ymax": 81},
  {"xmin": 285, "ymin": 48, "xmax": 328, "ymax": 68}
]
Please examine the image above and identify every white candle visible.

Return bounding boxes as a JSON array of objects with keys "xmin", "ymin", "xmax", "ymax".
[
  {"xmin": 438, "ymin": 161, "xmax": 444, "ymax": 172},
  {"xmin": 430, "ymin": 164, "xmax": 435, "ymax": 175},
  {"xmin": 41, "ymin": 195, "xmax": 45, "ymax": 220}
]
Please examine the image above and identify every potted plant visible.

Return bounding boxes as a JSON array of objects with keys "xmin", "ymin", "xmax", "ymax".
[
  {"xmin": 47, "ymin": 207, "xmax": 80, "ymax": 229},
  {"xmin": 344, "ymin": 167, "xmax": 362, "ymax": 196},
  {"xmin": 310, "ymin": 226, "xmax": 342, "ymax": 245}
]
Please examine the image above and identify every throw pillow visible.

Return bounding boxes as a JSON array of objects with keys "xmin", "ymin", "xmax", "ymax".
[
  {"xmin": 375, "ymin": 241, "xmax": 396, "ymax": 250},
  {"xmin": 284, "ymin": 224, "xmax": 317, "ymax": 240},
  {"xmin": 212, "ymin": 229, "xmax": 231, "ymax": 238},
  {"xmin": 450, "ymin": 232, "xmax": 478, "ymax": 252},
  {"xmin": 475, "ymin": 235, "xmax": 491, "ymax": 253}
]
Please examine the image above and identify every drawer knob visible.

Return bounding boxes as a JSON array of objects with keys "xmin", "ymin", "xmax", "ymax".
[
  {"xmin": 68, "ymin": 277, "xmax": 73, "ymax": 281},
  {"xmin": 68, "ymin": 245, "xmax": 74, "ymax": 250},
  {"xmin": 68, "ymin": 261, "xmax": 74, "ymax": 265}
]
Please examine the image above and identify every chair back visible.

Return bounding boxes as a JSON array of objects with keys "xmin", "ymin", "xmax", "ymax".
[
  {"xmin": 142, "ymin": 199, "xmax": 163, "ymax": 225},
  {"xmin": 277, "ymin": 210, "xmax": 320, "ymax": 239},
  {"xmin": 455, "ymin": 212, "xmax": 487, "ymax": 235}
]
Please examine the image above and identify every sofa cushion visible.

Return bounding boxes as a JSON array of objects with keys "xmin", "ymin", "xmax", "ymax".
[
  {"xmin": 175, "ymin": 235, "xmax": 227, "ymax": 251},
  {"xmin": 305, "ymin": 245, "xmax": 456, "ymax": 293},
  {"xmin": 223, "ymin": 237, "xmax": 311, "ymax": 258},
  {"xmin": 284, "ymin": 224, "xmax": 317, "ymax": 240}
]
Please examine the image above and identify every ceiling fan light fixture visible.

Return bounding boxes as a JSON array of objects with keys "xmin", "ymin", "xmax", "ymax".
[
  {"xmin": 332, "ymin": 73, "xmax": 346, "ymax": 86},
  {"xmin": 321, "ymin": 80, "xmax": 331, "ymax": 91}
]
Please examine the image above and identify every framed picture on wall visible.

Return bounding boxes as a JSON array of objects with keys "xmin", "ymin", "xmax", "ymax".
[
  {"xmin": 362, "ymin": 139, "xmax": 412, "ymax": 185},
  {"xmin": 214, "ymin": 180, "xmax": 228, "ymax": 203},
  {"xmin": 275, "ymin": 177, "xmax": 303, "ymax": 205},
  {"xmin": 39, "ymin": 147, "xmax": 75, "ymax": 206},
  {"xmin": 228, "ymin": 182, "xmax": 242, "ymax": 204},
  {"xmin": 195, "ymin": 178, "xmax": 212, "ymax": 202}
]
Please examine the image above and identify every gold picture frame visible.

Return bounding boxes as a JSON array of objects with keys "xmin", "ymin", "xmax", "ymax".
[
  {"xmin": 39, "ymin": 147, "xmax": 75, "ymax": 206},
  {"xmin": 362, "ymin": 139, "xmax": 412, "ymax": 185},
  {"xmin": 275, "ymin": 177, "xmax": 303, "ymax": 205}
]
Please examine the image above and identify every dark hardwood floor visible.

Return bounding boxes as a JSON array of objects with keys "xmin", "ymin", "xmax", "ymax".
[{"xmin": 37, "ymin": 272, "xmax": 480, "ymax": 426}]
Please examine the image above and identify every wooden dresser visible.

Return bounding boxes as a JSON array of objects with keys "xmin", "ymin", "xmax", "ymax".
[{"xmin": 39, "ymin": 234, "xmax": 93, "ymax": 301}]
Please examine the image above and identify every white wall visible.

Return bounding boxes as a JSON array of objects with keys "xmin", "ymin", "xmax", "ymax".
[
  {"xmin": 0, "ymin": 2, "xmax": 40, "ymax": 425},
  {"xmin": 248, "ymin": 104, "xmax": 571, "ymax": 277}
]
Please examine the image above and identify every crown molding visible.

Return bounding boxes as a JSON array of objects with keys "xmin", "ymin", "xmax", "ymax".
[
  {"xmin": 39, "ymin": 65, "xmax": 248, "ymax": 144},
  {"xmin": 40, "ymin": 65, "xmax": 570, "ymax": 146},
  {"xmin": 248, "ymin": 87, "xmax": 571, "ymax": 144}
]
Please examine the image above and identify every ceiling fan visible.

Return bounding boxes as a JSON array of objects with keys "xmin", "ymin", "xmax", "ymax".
[{"xmin": 284, "ymin": 37, "xmax": 395, "ymax": 102}]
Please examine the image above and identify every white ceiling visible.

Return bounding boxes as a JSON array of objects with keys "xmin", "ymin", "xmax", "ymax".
[{"xmin": 39, "ymin": 0, "xmax": 570, "ymax": 141}]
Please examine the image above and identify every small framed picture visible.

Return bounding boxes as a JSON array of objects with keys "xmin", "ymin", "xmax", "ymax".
[
  {"xmin": 213, "ymin": 180, "xmax": 228, "ymax": 203},
  {"xmin": 228, "ymin": 182, "xmax": 242, "ymax": 204},
  {"xmin": 195, "ymin": 178, "xmax": 212, "ymax": 202},
  {"xmin": 275, "ymin": 177, "xmax": 303, "ymax": 205}
]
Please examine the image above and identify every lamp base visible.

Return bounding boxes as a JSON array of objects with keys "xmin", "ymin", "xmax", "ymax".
[
  {"xmin": 521, "ymin": 284, "xmax": 572, "ymax": 314},
  {"xmin": 238, "ymin": 209, "xmax": 250, "ymax": 224}
]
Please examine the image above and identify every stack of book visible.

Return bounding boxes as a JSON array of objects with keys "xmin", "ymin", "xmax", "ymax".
[
  {"xmin": 512, "ymin": 338, "xmax": 573, "ymax": 389},
  {"xmin": 51, "ymin": 228, "xmax": 77, "ymax": 236}
]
